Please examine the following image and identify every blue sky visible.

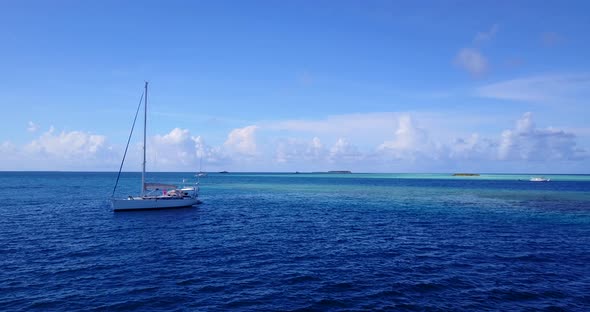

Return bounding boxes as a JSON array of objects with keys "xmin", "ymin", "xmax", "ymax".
[{"xmin": 1, "ymin": 1, "xmax": 589, "ymax": 172}]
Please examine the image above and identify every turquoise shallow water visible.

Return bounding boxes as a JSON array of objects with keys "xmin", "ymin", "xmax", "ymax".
[
  {"xmin": 1, "ymin": 172, "xmax": 589, "ymax": 310},
  {"xmin": 234, "ymin": 172, "xmax": 590, "ymax": 181}
]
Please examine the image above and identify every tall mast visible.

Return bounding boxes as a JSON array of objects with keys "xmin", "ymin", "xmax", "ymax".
[{"xmin": 141, "ymin": 81, "xmax": 148, "ymax": 196}]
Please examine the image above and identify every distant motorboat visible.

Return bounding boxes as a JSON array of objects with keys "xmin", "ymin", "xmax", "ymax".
[{"xmin": 530, "ymin": 177, "xmax": 550, "ymax": 182}]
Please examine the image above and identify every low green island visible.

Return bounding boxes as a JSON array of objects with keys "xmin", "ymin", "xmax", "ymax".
[{"xmin": 452, "ymin": 173, "xmax": 480, "ymax": 176}]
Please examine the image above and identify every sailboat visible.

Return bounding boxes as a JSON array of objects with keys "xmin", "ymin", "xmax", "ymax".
[
  {"xmin": 196, "ymin": 157, "xmax": 208, "ymax": 177},
  {"xmin": 111, "ymin": 82, "xmax": 200, "ymax": 211}
]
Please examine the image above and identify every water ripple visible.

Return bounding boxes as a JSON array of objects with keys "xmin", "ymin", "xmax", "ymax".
[{"xmin": 0, "ymin": 172, "xmax": 589, "ymax": 311}]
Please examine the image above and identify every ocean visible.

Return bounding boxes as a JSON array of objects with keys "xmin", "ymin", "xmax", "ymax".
[{"xmin": 1, "ymin": 172, "xmax": 589, "ymax": 311}]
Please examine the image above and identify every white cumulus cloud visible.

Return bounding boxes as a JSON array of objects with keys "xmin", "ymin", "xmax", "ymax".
[
  {"xmin": 193, "ymin": 135, "xmax": 226, "ymax": 165},
  {"xmin": 26, "ymin": 128, "xmax": 108, "ymax": 159},
  {"xmin": 150, "ymin": 128, "xmax": 196, "ymax": 167},
  {"xmin": 449, "ymin": 133, "xmax": 497, "ymax": 161},
  {"xmin": 0, "ymin": 127, "xmax": 117, "ymax": 170},
  {"xmin": 275, "ymin": 137, "xmax": 326, "ymax": 164},
  {"xmin": 329, "ymin": 138, "xmax": 362, "ymax": 162},
  {"xmin": 146, "ymin": 128, "xmax": 230, "ymax": 171},
  {"xmin": 378, "ymin": 115, "xmax": 441, "ymax": 160},
  {"xmin": 498, "ymin": 112, "xmax": 587, "ymax": 161},
  {"xmin": 224, "ymin": 125, "xmax": 258, "ymax": 156}
]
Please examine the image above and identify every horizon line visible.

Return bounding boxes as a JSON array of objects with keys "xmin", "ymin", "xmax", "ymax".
[{"xmin": 1, "ymin": 170, "xmax": 589, "ymax": 175}]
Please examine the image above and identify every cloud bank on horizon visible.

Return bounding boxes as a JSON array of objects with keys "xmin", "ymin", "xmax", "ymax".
[
  {"xmin": 0, "ymin": 112, "xmax": 587, "ymax": 173},
  {"xmin": 0, "ymin": 1, "xmax": 589, "ymax": 173}
]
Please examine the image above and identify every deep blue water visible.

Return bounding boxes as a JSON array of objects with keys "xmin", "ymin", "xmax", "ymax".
[{"xmin": 1, "ymin": 172, "xmax": 589, "ymax": 311}]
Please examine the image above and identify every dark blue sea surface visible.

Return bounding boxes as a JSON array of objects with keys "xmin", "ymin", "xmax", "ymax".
[{"xmin": 1, "ymin": 172, "xmax": 589, "ymax": 311}]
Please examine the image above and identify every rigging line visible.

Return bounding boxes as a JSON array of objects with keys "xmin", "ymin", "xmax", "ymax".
[{"xmin": 111, "ymin": 91, "xmax": 145, "ymax": 198}]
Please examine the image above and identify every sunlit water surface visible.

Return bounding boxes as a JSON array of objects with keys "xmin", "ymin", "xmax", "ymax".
[{"xmin": 1, "ymin": 172, "xmax": 589, "ymax": 311}]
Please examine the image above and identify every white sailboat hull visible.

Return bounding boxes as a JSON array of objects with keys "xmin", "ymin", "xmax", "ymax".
[{"xmin": 112, "ymin": 197, "xmax": 200, "ymax": 211}]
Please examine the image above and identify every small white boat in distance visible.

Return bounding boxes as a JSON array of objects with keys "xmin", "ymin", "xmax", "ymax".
[
  {"xmin": 530, "ymin": 177, "xmax": 551, "ymax": 182},
  {"xmin": 111, "ymin": 82, "xmax": 200, "ymax": 211},
  {"xmin": 196, "ymin": 158, "xmax": 207, "ymax": 177}
]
